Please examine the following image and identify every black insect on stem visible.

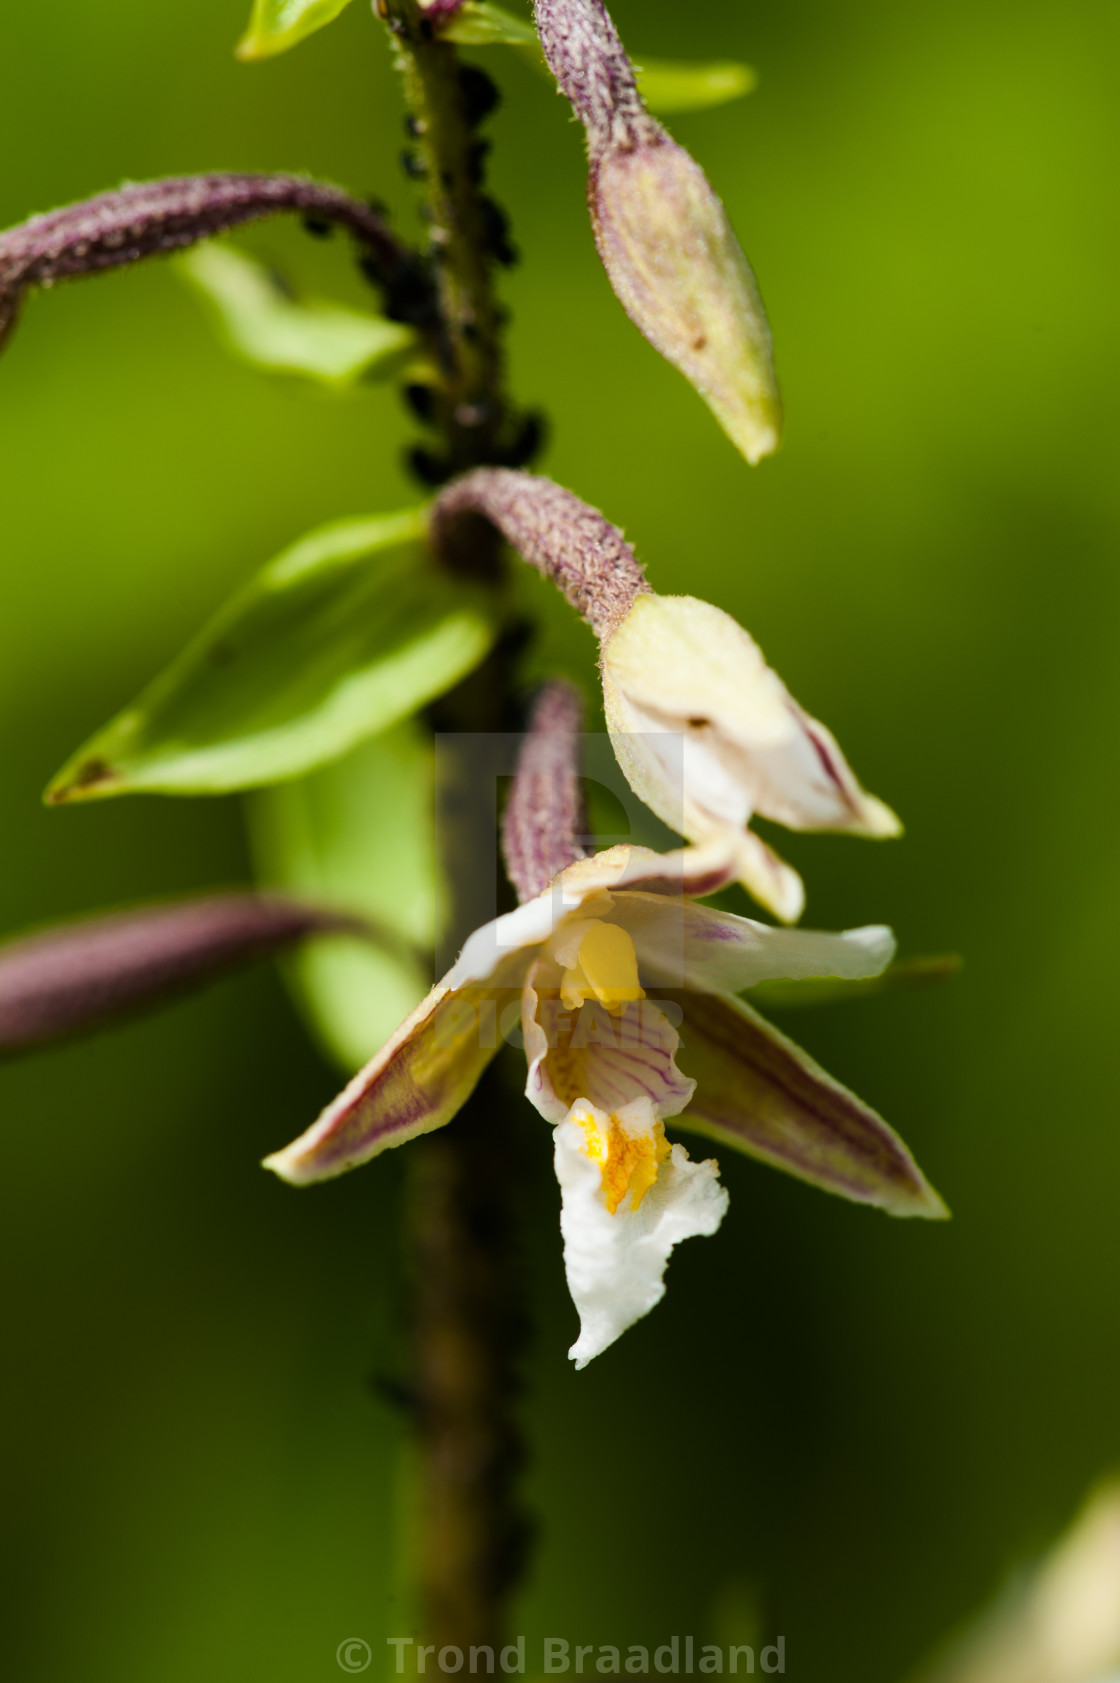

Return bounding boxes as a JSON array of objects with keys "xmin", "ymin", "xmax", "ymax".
[{"xmin": 459, "ymin": 65, "xmax": 502, "ymax": 127}]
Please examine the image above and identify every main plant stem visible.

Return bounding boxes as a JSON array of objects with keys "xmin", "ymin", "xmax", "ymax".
[
  {"xmin": 378, "ymin": 0, "xmax": 514, "ymax": 474},
  {"xmin": 378, "ymin": 1, "xmax": 530, "ymax": 1650}
]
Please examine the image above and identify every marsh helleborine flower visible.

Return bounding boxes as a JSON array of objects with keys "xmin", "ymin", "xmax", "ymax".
[
  {"xmin": 432, "ymin": 470, "xmax": 900, "ymax": 923},
  {"xmin": 534, "ymin": 0, "xmax": 781, "ymax": 464},
  {"xmin": 265, "ymin": 834, "xmax": 944, "ymax": 1368}
]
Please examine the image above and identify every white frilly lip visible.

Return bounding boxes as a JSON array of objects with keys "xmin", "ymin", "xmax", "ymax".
[{"xmin": 554, "ymin": 1098, "xmax": 729, "ymax": 1369}]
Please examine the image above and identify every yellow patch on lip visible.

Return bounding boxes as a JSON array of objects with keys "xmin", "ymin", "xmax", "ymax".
[
  {"xmin": 559, "ymin": 920, "xmax": 646, "ymax": 1015},
  {"xmin": 573, "ymin": 1104, "xmax": 671, "ymax": 1215}
]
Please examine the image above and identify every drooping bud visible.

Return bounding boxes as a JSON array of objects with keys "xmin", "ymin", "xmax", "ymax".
[
  {"xmin": 534, "ymin": 0, "xmax": 781, "ymax": 464},
  {"xmin": 601, "ymin": 593, "xmax": 900, "ymax": 922},
  {"xmin": 502, "ymin": 680, "xmax": 589, "ymax": 903},
  {"xmin": 431, "ymin": 467, "xmax": 648, "ymax": 639},
  {"xmin": 0, "ymin": 173, "xmax": 415, "ymax": 356},
  {"xmin": 0, "ymin": 893, "xmax": 362, "ymax": 1053}
]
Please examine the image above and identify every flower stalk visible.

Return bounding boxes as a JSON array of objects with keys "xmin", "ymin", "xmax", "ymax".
[
  {"xmin": 0, "ymin": 172, "xmax": 417, "ymax": 351},
  {"xmin": 431, "ymin": 467, "xmax": 648, "ymax": 638}
]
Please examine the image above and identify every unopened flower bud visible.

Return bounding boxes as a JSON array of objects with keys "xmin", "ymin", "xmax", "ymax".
[
  {"xmin": 502, "ymin": 681, "xmax": 589, "ymax": 903},
  {"xmin": 601, "ymin": 593, "xmax": 900, "ymax": 921},
  {"xmin": 591, "ymin": 138, "xmax": 781, "ymax": 465},
  {"xmin": 534, "ymin": 0, "xmax": 781, "ymax": 464},
  {"xmin": 0, "ymin": 893, "xmax": 362, "ymax": 1052}
]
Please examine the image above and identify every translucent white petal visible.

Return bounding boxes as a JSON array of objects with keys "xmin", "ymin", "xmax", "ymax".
[
  {"xmin": 734, "ymin": 828, "xmax": 805, "ymax": 925},
  {"xmin": 449, "ymin": 841, "xmax": 736, "ymax": 987},
  {"xmin": 554, "ymin": 1099, "xmax": 728, "ymax": 1368},
  {"xmin": 608, "ymin": 891, "xmax": 896, "ymax": 994},
  {"xmin": 550, "ymin": 838, "xmax": 738, "ymax": 903},
  {"xmin": 448, "ymin": 893, "xmax": 564, "ymax": 986}
]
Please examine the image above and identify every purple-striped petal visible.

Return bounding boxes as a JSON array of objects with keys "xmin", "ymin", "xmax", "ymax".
[
  {"xmin": 523, "ymin": 961, "xmax": 694, "ymax": 1124},
  {"xmin": 671, "ymin": 989, "xmax": 947, "ymax": 1217},
  {"xmin": 549, "ymin": 839, "xmax": 738, "ymax": 905}
]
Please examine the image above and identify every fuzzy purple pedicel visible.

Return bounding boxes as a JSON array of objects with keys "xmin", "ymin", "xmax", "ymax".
[{"xmin": 431, "ymin": 468, "xmax": 648, "ymax": 640}]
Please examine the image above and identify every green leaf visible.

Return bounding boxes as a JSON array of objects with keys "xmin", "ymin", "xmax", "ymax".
[
  {"xmin": 236, "ymin": 0, "xmax": 355, "ymax": 61},
  {"xmin": 47, "ymin": 510, "xmax": 501, "ymax": 802},
  {"xmin": 251, "ymin": 724, "xmax": 444, "ymax": 1072},
  {"xmin": 748, "ymin": 955, "xmax": 963, "ymax": 1013},
  {"xmin": 634, "ymin": 58, "xmax": 757, "ymax": 114},
  {"xmin": 177, "ymin": 244, "xmax": 415, "ymax": 388},
  {"xmin": 441, "ymin": 1, "xmax": 539, "ymax": 47},
  {"xmin": 442, "ymin": 11, "xmax": 754, "ymax": 118}
]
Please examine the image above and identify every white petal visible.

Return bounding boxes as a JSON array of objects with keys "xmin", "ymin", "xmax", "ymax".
[
  {"xmin": 524, "ymin": 967, "xmax": 695, "ymax": 1124},
  {"xmin": 734, "ymin": 829, "xmax": 805, "ymax": 925},
  {"xmin": 448, "ymin": 892, "xmax": 563, "ymax": 986},
  {"xmin": 449, "ymin": 841, "xmax": 735, "ymax": 988},
  {"xmin": 548, "ymin": 838, "xmax": 737, "ymax": 903},
  {"xmin": 602, "ymin": 593, "xmax": 901, "ymax": 849},
  {"xmin": 609, "ymin": 891, "xmax": 896, "ymax": 993},
  {"xmin": 554, "ymin": 1100, "xmax": 728, "ymax": 1369}
]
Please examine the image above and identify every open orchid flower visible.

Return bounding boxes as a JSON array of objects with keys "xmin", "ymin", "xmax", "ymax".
[
  {"xmin": 432, "ymin": 469, "xmax": 900, "ymax": 922},
  {"xmin": 265, "ymin": 800, "xmax": 945, "ymax": 1366}
]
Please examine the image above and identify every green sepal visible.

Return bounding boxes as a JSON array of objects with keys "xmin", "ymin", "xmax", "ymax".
[
  {"xmin": 250, "ymin": 723, "xmax": 444, "ymax": 1073},
  {"xmin": 46, "ymin": 510, "xmax": 500, "ymax": 803},
  {"xmin": 634, "ymin": 58, "xmax": 757, "ymax": 114},
  {"xmin": 177, "ymin": 244, "xmax": 416, "ymax": 388},
  {"xmin": 235, "ymin": 0, "xmax": 354, "ymax": 61},
  {"xmin": 749, "ymin": 955, "xmax": 963, "ymax": 1013},
  {"xmin": 441, "ymin": 1, "xmax": 539, "ymax": 47}
]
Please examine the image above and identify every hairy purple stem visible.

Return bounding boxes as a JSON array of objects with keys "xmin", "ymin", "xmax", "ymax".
[
  {"xmin": 533, "ymin": 0, "xmax": 659, "ymax": 156},
  {"xmin": 0, "ymin": 172, "xmax": 421, "ymax": 348},
  {"xmin": 502, "ymin": 682, "xmax": 589, "ymax": 903},
  {"xmin": 431, "ymin": 468, "xmax": 648, "ymax": 641},
  {"xmin": 0, "ymin": 893, "xmax": 364, "ymax": 1053}
]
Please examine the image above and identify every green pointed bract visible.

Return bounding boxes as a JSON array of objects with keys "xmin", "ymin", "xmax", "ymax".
[
  {"xmin": 46, "ymin": 510, "xmax": 500, "ymax": 803},
  {"xmin": 633, "ymin": 58, "xmax": 757, "ymax": 115},
  {"xmin": 447, "ymin": 6, "xmax": 756, "ymax": 117},
  {"xmin": 236, "ymin": 0, "xmax": 354, "ymax": 61},
  {"xmin": 442, "ymin": 1, "xmax": 540, "ymax": 47},
  {"xmin": 749, "ymin": 955, "xmax": 962, "ymax": 1013},
  {"xmin": 251, "ymin": 725, "xmax": 444, "ymax": 1073},
  {"xmin": 177, "ymin": 244, "xmax": 416, "ymax": 387}
]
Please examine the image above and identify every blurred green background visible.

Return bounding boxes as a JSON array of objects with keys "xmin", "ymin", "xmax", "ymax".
[{"xmin": 3, "ymin": 1, "xmax": 1119, "ymax": 1678}]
